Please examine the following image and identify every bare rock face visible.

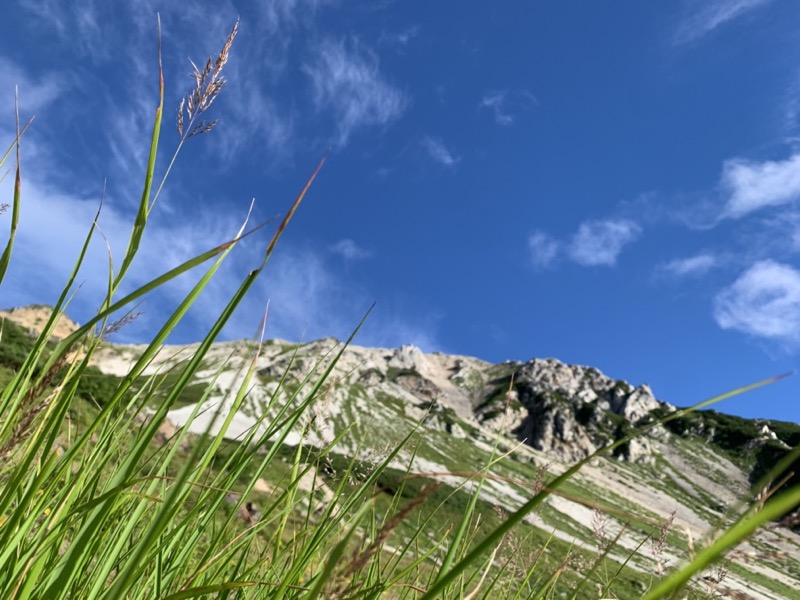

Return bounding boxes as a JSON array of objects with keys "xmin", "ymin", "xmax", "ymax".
[
  {"xmin": 388, "ymin": 344, "xmax": 429, "ymax": 375},
  {"xmin": 611, "ymin": 384, "xmax": 663, "ymax": 423},
  {"xmin": 619, "ymin": 437, "xmax": 656, "ymax": 465},
  {"xmin": 513, "ymin": 389, "xmax": 600, "ymax": 462},
  {"xmin": 487, "ymin": 358, "xmax": 672, "ymax": 464},
  {"xmin": 476, "ymin": 388, "xmax": 527, "ymax": 434},
  {"xmin": 448, "ymin": 359, "xmax": 485, "ymax": 394},
  {"xmin": 234, "ymin": 338, "xmax": 671, "ymax": 465}
]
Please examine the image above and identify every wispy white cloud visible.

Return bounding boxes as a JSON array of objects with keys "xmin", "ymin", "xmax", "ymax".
[
  {"xmin": 661, "ymin": 253, "xmax": 719, "ymax": 277},
  {"xmin": 16, "ymin": 0, "xmax": 296, "ymax": 174},
  {"xmin": 103, "ymin": 94, "xmax": 160, "ymax": 198},
  {"xmin": 0, "ymin": 58, "xmax": 69, "ymax": 123},
  {"xmin": 782, "ymin": 72, "xmax": 800, "ymax": 136},
  {"xmin": 567, "ymin": 219, "xmax": 641, "ymax": 267},
  {"xmin": 713, "ymin": 260, "xmax": 800, "ymax": 343},
  {"xmin": 379, "ymin": 25, "xmax": 420, "ymax": 49},
  {"xmin": 258, "ymin": 0, "xmax": 335, "ymax": 35},
  {"xmin": 528, "ymin": 231, "xmax": 560, "ymax": 269},
  {"xmin": 479, "ymin": 89, "xmax": 538, "ymax": 126},
  {"xmin": 0, "ymin": 170, "xmax": 252, "ymax": 318},
  {"xmin": 164, "ymin": 7, "xmax": 297, "ymax": 168},
  {"xmin": 3, "ymin": 4, "xmax": 436, "ymax": 352},
  {"xmin": 527, "ymin": 219, "xmax": 641, "ymax": 269},
  {"xmin": 18, "ymin": 0, "xmax": 69, "ymax": 46},
  {"xmin": 673, "ymin": 0, "xmax": 774, "ymax": 45},
  {"xmin": 304, "ymin": 37, "xmax": 408, "ymax": 145},
  {"xmin": 721, "ymin": 153, "xmax": 800, "ymax": 218},
  {"xmin": 481, "ymin": 92, "xmax": 513, "ymax": 125},
  {"xmin": 0, "ymin": 168, "xmax": 438, "ymax": 350},
  {"xmin": 212, "ymin": 84, "xmax": 295, "ymax": 169},
  {"xmin": 671, "ymin": 151, "xmax": 800, "ymax": 228},
  {"xmin": 421, "ymin": 136, "xmax": 460, "ymax": 167},
  {"xmin": 249, "ymin": 0, "xmax": 338, "ymax": 74},
  {"xmin": 227, "ymin": 247, "xmax": 443, "ymax": 351},
  {"xmin": 329, "ymin": 238, "xmax": 371, "ymax": 261},
  {"xmin": 248, "ymin": 247, "xmax": 355, "ymax": 340},
  {"xmin": 73, "ymin": 0, "xmax": 106, "ymax": 57},
  {"xmin": 19, "ymin": 0, "xmax": 136, "ymax": 63}
]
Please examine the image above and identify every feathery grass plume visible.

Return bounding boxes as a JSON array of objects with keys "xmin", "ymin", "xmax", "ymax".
[
  {"xmin": 698, "ymin": 560, "xmax": 730, "ymax": 597},
  {"xmin": 99, "ymin": 311, "xmax": 143, "ymax": 339},
  {"xmin": 650, "ymin": 510, "xmax": 676, "ymax": 577},
  {"xmin": 591, "ymin": 507, "xmax": 610, "ymax": 548},
  {"xmin": 0, "ymin": 350, "xmax": 70, "ymax": 461},
  {"xmin": 177, "ymin": 20, "xmax": 239, "ymax": 139}
]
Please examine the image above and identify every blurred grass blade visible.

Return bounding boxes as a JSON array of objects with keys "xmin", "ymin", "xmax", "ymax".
[
  {"xmin": 111, "ymin": 17, "xmax": 164, "ymax": 291},
  {"xmin": 0, "ymin": 92, "xmax": 24, "ymax": 285},
  {"xmin": 0, "ymin": 114, "xmax": 32, "ymax": 170},
  {"xmin": 162, "ymin": 582, "xmax": 257, "ymax": 600}
]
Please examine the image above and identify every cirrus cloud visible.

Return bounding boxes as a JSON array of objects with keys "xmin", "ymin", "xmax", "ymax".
[
  {"xmin": 304, "ymin": 37, "xmax": 408, "ymax": 145},
  {"xmin": 673, "ymin": 0, "xmax": 774, "ymax": 45},
  {"xmin": 421, "ymin": 136, "xmax": 460, "ymax": 167},
  {"xmin": 479, "ymin": 89, "xmax": 538, "ymax": 126}
]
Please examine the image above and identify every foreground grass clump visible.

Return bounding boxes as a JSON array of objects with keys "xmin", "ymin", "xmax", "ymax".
[{"xmin": 2, "ymin": 22, "xmax": 800, "ymax": 600}]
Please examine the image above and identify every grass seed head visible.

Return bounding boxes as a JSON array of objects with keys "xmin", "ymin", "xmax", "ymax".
[
  {"xmin": 650, "ymin": 509, "xmax": 676, "ymax": 576},
  {"xmin": 177, "ymin": 20, "xmax": 239, "ymax": 139},
  {"xmin": 100, "ymin": 311, "xmax": 143, "ymax": 339}
]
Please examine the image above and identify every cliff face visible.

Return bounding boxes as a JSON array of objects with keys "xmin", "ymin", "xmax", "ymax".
[
  {"xmin": 481, "ymin": 358, "xmax": 669, "ymax": 463},
  {"xmin": 3, "ymin": 306, "xmax": 800, "ymax": 598}
]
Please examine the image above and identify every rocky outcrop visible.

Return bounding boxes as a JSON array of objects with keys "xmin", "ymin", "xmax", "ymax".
[
  {"xmin": 513, "ymin": 389, "xmax": 601, "ymax": 462},
  {"xmin": 477, "ymin": 358, "xmax": 673, "ymax": 463},
  {"xmin": 117, "ymin": 333, "xmax": 677, "ymax": 465}
]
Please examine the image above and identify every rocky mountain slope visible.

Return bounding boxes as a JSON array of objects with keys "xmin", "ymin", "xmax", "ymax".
[{"xmin": 3, "ymin": 306, "xmax": 800, "ymax": 598}]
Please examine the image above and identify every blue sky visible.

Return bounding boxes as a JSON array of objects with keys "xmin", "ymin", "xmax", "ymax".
[{"xmin": 2, "ymin": 0, "xmax": 800, "ymax": 424}]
